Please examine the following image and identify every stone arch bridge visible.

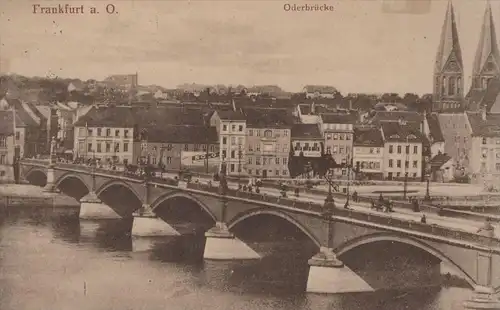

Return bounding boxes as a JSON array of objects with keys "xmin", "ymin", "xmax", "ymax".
[{"xmin": 19, "ymin": 160, "xmax": 500, "ymax": 308}]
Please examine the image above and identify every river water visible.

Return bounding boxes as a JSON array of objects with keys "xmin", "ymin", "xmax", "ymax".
[{"xmin": 0, "ymin": 206, "xmax": 473, "ymax": 310}]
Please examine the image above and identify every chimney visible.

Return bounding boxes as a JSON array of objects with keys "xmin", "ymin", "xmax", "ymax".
[
  {"xmin": 311, "ymin": 101, "xmax": 316, "ymax": 114},
  {"xmin": 349, "ymin": 99, "xmax": 352, "ymax": 110}
]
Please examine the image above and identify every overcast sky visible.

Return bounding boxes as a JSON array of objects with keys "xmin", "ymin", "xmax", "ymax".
[{"xmin": 0, "ymin": 0, "xmax": 497, "ymax": 95}]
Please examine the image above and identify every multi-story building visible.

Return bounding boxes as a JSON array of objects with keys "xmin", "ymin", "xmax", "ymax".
[
  {"xmin": 320, "ymin": 113, "xmax": 356, "ymax": 177},
  {"xmin": 466, "ymin": 110, "xmax": 500, "ymax": 188},
  {"xmin": 303, "ymin": 85, "xmax": 338, "ymax": 99},
  {"xmin": 437, "ymin": 112, "xmax": 472, "ymax": 172},
  {"xmin": 210, "ymin": 110, "xmax": 247, "ymax": 176},
  {"xmin": 243, "ymin": 108, "xmax": 293, "ymax": 178},
  {"xmin": 353, "ymin": 127, "xmax": 384, "ymax": 180},
  {"xmin": 290, "ymin": 123, "xmax": 323, "ymax": 177},
  {"xmin": 0, "ymin": 110, "xmax": 16, "ymax": 182},
  {"xmin": 132, "ymin": 125, "xmax": 219, "ymax": 173},
  {"xmin": 73, "ymin": 106, "xmax": 136, "ymax": 165},
  {"xmin": 380, "ymin": 122, "xmax": 425, "ymax": 181}
]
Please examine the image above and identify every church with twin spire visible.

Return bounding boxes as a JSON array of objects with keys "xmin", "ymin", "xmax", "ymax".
[{"xmin": 433, "ymin": 0, "xmax": 500, "ymax": 112}]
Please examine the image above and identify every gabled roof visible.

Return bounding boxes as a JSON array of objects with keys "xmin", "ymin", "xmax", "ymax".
[
  {"xmin": 430, "ymin": 153, "xmax": 452, "ymax": 170},
  {"xmin": 216, "ymin": 110, "xmax": 246, "ymax": 121},
  {"xmin": 427, "ymin": 114, "xmax": 445, "ymax": 142},
  {"xmin": 472, "ymin": 1, "xmax": 500, "ymax": 77},
  {"xmin": 370, "ymin": 111, "xmax": 424, "ymax": 124},
  {"xmin": 435, "ymin": 1, "xmax": 463, "ymax": 73},
  {"xmin": 320, "ymin": 112, "xmax": 357, "ymax": 124},
  {"xmin": 242, "ymin": 108, "xmax": 294, "ymax": 128},
  {"xmin": 466, "ymin": 111, "xmax": 500, "ymax": 137},
  {"xmin": 303, "ymin": 85, "xmax": 338, "ymax": 94},
  {"xmin": 381, "ymin": 122, "xmax": 426, "ymax": 143},
  {"xmin": 479, "ymin": 77, "xmax": 500, "ymax": 112},
  {"xmin": 143, "ymin": 125, "xmax": 218, "ymax": 144},
  {"xmin": 0, "ymin": 110, "xmax": 15, "ymax": 135},
  {"xmin": 74, "ymin": 106, "xmax": 137, "ymax": 128},
  {"xmin": 353, "ymin": 128, "xmax": 384, "ymax": 147},
  {"xmin": 291, "ymin": 124, "xmax": 322, "ymax": 140},
  {"xmin": 465, "ymin": 88, "xmax": 487, "ymax": 105}
]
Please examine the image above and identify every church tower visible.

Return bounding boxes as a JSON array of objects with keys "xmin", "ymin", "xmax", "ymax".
[
  {"xmin": 469, "ymin": 1, "xmax": 500, "ymax": 93},
  {"xmin": 433, "ymin": 0, "xmax": 464, "ymax": 112}
]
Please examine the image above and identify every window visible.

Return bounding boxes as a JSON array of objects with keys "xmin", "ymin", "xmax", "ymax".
[
  {"xmin": 256, "ymin": 130, "xmax": 260, "ymax": 137},
  {"xmin": 231, "ymin": 150, "xmax": 235, "ymax": 158},
  {"xmin": 264, "ymin": 130, "xmax": 272, "ymax": 138},
  {"xmin": 283, "ymin": 158, "xmax": 288, "ymax": 165},
  {"xmin": 88, "ymin": 129, "xmax": 93, "ymax": 136},
  {"xmin": 124, "ymin": 143, "xmax": 129, "ymax": 152},
  {"xmin": 106, "ymin": 129, "xmax": 111, "ymax": 136},
  {"xmin": 389, "ymin": 145, "xmax": 393, "ymax": 154},
  {"xmin": 326, "ymin": 134, "xmax": 332, "ymax": 140},
  {"xmin": 231, "ymin": 125, "xmax": 236, "ymax": 131},
  {"xmin": 256, "ymin": 144, "xmax": 260, "ymax": 151},
  {"xmin": 97, "ymin": 128, "xmax": 102, "ymax": 136},
  {"xmin": 339, "ymin": 147, "xmax": 344, "ymax": 154},
  {"xmin": 284, "ymin": 130, "xmax": 288, "ymax": 136},
  {"xmin": 263, "ymin": 158, "xmax": 267, "ymax": 165},
  {"xmin": 249, "ymin": 144, "xmax": 253, "ymax": 151},
  {"xmin": 239, "ymin": 125, "xmax": 243, "ymax": 132},
  {"xmin": 397, "ymin": 146, "xmax": 401, "ymax": 154},
  {"xmin": 282, "ymin": 170, "xmax": 288, "ymax": 175},
  {"xmin": 248, "ymin": 157, "xmax": 253, "ymax": 164},
  {"xmin": 256, "ymin": 169, "xmax": 260, "ymax": 175},
  {"xmin": 151, "ymin": 157, "xmax": 156, "ymax": 165},
  {"xmin": 114, "ymin": 142, "xmax": 120, "ymax": 152},
  {"xmin": 346, "ymin": 134, "xmax": 351, "ymax": 140},
  {"xmin": 413, "ymin": 173, "xmax": 417, "ymax": 178},
  {"xmin": 97, "ymin": 143, "xmax": 102, "ymax": 153},
  {"xmin": 333, "ymin": 134, "xmax": 338, "ymax": 140},
  {"xmin": 15, "ymin": 132, "xmax": 20, "ymax": 141},
  {"xmin": 413, "ymin": 146, "xmax": 418, "ymax": 154},
  {"xmin": 405, "ymin": 161, "xmax": 409, "ymax": 169},
  {"xmin": 238, "ymin": 137, "xmax": 243, "ymax": 145},
  {"xmin": 448, "ymin": 76, "xmax": 456, "ymax": 96},
  {"xmin": 369, "ymin": 148, "xmax": 374, "ymax": 154},
  {"xmin": 223, "ymin": 125, "xmax": 227, "ymax": 131},
  {"xmin": 405, "ymin": 145, "xmax": 410, "ymax": 154},
  {"xmin": 194, "ymin": 144, "xmax": 200, "ymax": 151},
  {"xmin": 397, "ymin": 172, "xmax": 401, "ymax": 178},
  {"xmin": 106, "ymin": 143, "xmax": 111, "ymax": 153},
  {"xmin": 210, "ymin": 145, "xmax": 215, "ymax": 152},
  {"xmin": 88, "ymin": 143, "xmax": 92, "ymax": 152},
  {"xmin": 483, "ymin": 138, "xmax": 487, "ymax": 145},
  {"xmin": 0, "ymin": 136, "xmax": 5, "ymax": 147},
  {"xmin": 124, "ymin": 130, "xmax": 129, "ymax": 138},
  {"xmin": 184, "ymin": 144, "xmax": 189, "ymax": 151},
  {"xmin": 275, "ymin": 170, "xmax": 279, "ymax": 176},
  {"xmin": 249, "ymin": 129, "xmax": 253, "ymax": 136},
  {"xmin": 256, "ymin": 157, "xmax": 261, "ymax": 165},
  {"xmin": 230, "ymin": 164, "xmax": 235, "ymax": 172},
  {"xmin": 413, "ymin": 160, "xmax": 418, "ymax": 168},
  {"xmin": 326, "ymin": 146, "xmax": 332, "ymax": 153},
  {"xmin": 0, "ymin": 155, "xmax": 5, "ymax": 164},
  {"xmin": 397, "ymin": 160, "xmax": 401, "ymax": 168},
  {"xmin": 496, "ymin": 163, "xmax": 500, "ymax": 171},
  {"xmin": 248, "ymin": 169, "xmax": 253, "ymax": 175},
  {"xmin": 166, "ymin": 157, "xmax": 172, "ymax": 164},
  {"xmin": 231, "ymin": 137, "xmax": 236, "ymax": 145},
  {"xmin": 275, "ymin": 158, "xmax": 279, "ymax": 164},
  {"xmin": 202, "ymin": 144, "xmax": 207, "ymax": 151},
  {"xmin": 115, "ymin": 129, "xmax": 120, "ymax": 137},
  {"xmin": 339, "ymin": 134, "xmax": 344, "ymax": 140},
  {"xmin": 222, "ymin": 150, "xmax": 227, "ymax": 158}
]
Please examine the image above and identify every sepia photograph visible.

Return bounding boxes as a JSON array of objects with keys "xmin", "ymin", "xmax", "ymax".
[{"xmin": 1, "ymin": 0, "xmax": 500, "ymax": 309}]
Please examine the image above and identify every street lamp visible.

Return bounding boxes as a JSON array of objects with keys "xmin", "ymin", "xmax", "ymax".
[
  {"xmin": 403, "ymin": 136, "xmax": 409, "ymax": 200},
  {"xmin": 238, "ymin": 145, "xmax": 242, "ymax": 188},
  {"xmin": 345, "ymin": 154, "xmax": 351, "ymax": 208}
]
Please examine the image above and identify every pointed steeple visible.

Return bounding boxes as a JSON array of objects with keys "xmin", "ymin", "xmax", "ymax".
[
  {"xmin": 471, "ymin": 0, "xmax": 500, "ymax": 88},
  {"xmin": 435, "ymin": 0, "xmax": 463, "ymax": 74},
  {"xmin": 432, "ymin": 0, "xmax": 464, "ymax": 112}
]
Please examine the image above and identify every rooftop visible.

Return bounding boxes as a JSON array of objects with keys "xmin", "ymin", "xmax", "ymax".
[
  {"xmin": 353, "ymin": 128, "xmax": 384, "ymax": 147},
  {"xmin": 242, "ymin": 108, "xmax": 295, "ymax": 128},
  {"xmin": 381, "ymin": 122, "xmax": 426, "ymax": 143},
  {"xmin": 142, "ymin": 125, "xmax": 218, "ymax": 144},
  {"xmin": 320, "ymin": 112, "xmax": 357, "ymax": 124},
  {"xmin": 0, "ymin": 110, "xmax": 15, "ymax": 135},
  {"xmin": 466, "ymin": 111, "xmax": 500, "ymax": 137},
  {"xmin": 291, "ymin": 124, "xmax": 323, "ymax": 140}
]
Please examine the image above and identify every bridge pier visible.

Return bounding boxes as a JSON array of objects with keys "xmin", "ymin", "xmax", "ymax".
[
  {"xmin": 464, "ymin": 286, "xmax": 500, "ymax": 309},
  {"xmin": 203, "ymin": 222, "xmax": 260, "ymax": 260},
  {"xmin": 306, "ymin": 247, "xmax": 374, "ymax": 294},
  {"xmin": 42, "ymin": 167, "xmax": 55, "ymax": 192},
  {"xmin": 79, "ymin": 192, "xmax": 121, "ymax": 220}
]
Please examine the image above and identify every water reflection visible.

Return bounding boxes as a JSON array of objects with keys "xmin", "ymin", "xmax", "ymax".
[{"xmin": 0, "ymin": 206, "xmax": 474, "ymax": 310}]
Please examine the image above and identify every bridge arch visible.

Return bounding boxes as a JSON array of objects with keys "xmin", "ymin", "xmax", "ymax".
[
  {"xmin": 228, "ymin": 208, "xmax": 322, "ymax": 248},
  {"xmin": 54, "ymin": 173, "xmax": 91, "ymax": 193},
  {"xmin": 24, "ymin": 167, "xmax": 47, "ymax": 179},
  {"xmin": 335, "ymin": 232, "xmax": 477, "ymax": 289},
  {"xmin": 24, "ymin": 167, "xmax": 48, "ymax": 186},
  {"xmin": 150, "ymin": 191, "xmax": 217, "ymax": 222},
  {"xmin": 95, "ymin": 179, "xmax": 143, "ymax": 203}
]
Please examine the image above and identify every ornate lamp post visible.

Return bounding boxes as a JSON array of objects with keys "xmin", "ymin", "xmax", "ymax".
[{"xmin": 425, "ymin": 174, "xmax": 431, "ymax": 201}]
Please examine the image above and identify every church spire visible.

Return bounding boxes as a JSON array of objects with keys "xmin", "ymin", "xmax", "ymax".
[
  {"xmin": 471, "ymin": 0, "xmax": 500, "ymax": 89},
  {"xmin": 433, "ymin": 0, "xmax": 464, "ymax": 112},
  {"xmin": 434, "ymin": 0, "xmax": 463, "ymax": 74}
]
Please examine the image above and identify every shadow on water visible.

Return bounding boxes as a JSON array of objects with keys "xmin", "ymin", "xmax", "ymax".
[
  {"xmin": 148, "ymin": 232, "xmax": 207, "ymax": 264},
  {"xmin": 78, "ymin": 219, "xmax": 133, "ymax": 251}
]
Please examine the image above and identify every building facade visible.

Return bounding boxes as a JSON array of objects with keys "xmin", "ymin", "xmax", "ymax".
[
  {"xmin": 0, "ymin": 110, "xmax": 16, "ymax": 182},
  {"xmin": 381, "ymin": 123, "xmax": 424, "ymax": 180},
  {"xmin": 353, "ymin": 127, "xmax": 384, "ymax": 180}
]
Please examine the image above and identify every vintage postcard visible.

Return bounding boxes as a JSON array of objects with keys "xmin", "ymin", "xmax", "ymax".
[{"xmin": 1, "ymin": 0, "xmax": 500, "ymax": 309}]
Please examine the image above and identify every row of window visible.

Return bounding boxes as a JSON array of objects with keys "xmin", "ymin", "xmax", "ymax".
[
  {"xmin": 388, "ymin": 145, "xmax": 419, "ymax": 154},
  {"xmin": 388, "ymin": 159, "xmax": 418, "ymax": 169},
  {"xmin": 326, "ymin": 146, "xmax": 351, "ymax": 154},
  {"xmin": 222, "ymin": 136, "xmax": 244, "ymax": 146},
  {"xmin": 247, "ymin": 156, "xmax": 288, "ymax": 165},
  {"xmin": 222, "ymin": 124, "xmax": 244, "ymax": 133},
  {"xmin": 482, "ymin": 138, "xmax": 500, "ymax": 145},
  {"xmin": 355, "ymin": 161, "xmax": 381, "ymax": 170},
  {"xmin": 248, "ymin": 129, "xmax": 289, "ymax": 137},
  {"xmin": 141, "ymin": 143, "xmax": 217, "ymax": 153},
  {"xmin": 323, "ymin": 124, "xmax": 352, "ymax": 131},
  {"xmin": 355, "ymin": 147, "xmax": 381, "ymax": 154},
  {"xmin": 221, "ymin": 149, "xmax": 244, "ymax": 159},
  {"xmin": 248, "ymin": 144, "xmax": 289, "ymax": 152},
  {"xmin": 388, "ymin": 172, "xmax": 418, "ymax": 178},
  {"xmin": 247, "ymin": 169, "xmax": 289, "ymax": 176},
  {"xmin": 325, "ymin": 133, "xmax": 351, "ymax": 141},
  {"xmin": 81, "ymin": 128, "xmax": 130, "ymax": 138},
  {"xmin": 437, "ymin": 76, "xmax": 462, "ymax": 96},
  {"xmin": 86, "ymin": 142, "xmax": 129, "ymax": 153},
  {"xmin": 0, "ymin": 136, "xmax": 7, "ymax": 147}
]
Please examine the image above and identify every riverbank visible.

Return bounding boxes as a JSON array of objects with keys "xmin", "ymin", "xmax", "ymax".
[{"xmin": 0, "ymin": 184, "xmax": 80, "ymax": 208}]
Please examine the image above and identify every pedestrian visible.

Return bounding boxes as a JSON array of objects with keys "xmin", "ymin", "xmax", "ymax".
[
  {"xmin": 421, "ymin": 214, "xmax": 427, "ymax": 224},
  {"xmin": 352, "ymin": 191, "xmax": 358, "ymax": 202}
]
